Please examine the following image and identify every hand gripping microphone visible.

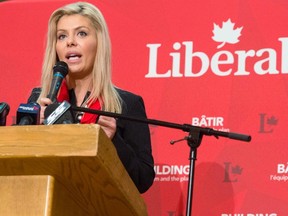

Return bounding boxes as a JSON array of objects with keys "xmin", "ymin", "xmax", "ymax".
[
  {"xmin": 47, "ymin": 61, "xmax": 68, "ymax": 103},
  {"xmin": 0, "ymin": 102, "xmax": 10, "ymax": 126},
  {"xmin": 16, "ymin": 103, "xmax": 41, "ymax": 125}
]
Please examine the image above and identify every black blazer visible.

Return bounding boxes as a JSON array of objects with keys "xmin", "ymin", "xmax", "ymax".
[
  {"xmin": 112, "ymin": 88, "xmax": 155, "ymax": 193},
  {"xmin": 28, "ymin": 88, "xmax": 155, "ymax": 193}
]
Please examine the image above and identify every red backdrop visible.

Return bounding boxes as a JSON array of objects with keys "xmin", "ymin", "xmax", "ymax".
[{"xmin": 1, "ymin": 0, "xmax": 287, "ymax": 215}]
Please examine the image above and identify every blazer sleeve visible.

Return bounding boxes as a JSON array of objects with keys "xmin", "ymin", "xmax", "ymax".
[{"xmin": 112, "ymin": 90, "xmax": 155, "ymax": 193}]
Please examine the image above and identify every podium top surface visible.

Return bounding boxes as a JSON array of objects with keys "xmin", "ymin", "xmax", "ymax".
[
  {"xmin": 0, "ymin": 124, "xmax": 147, "ymax": 216},
  {"xmin": 0, "ymin": 124, "xmax": 100, "ymax": 157}
]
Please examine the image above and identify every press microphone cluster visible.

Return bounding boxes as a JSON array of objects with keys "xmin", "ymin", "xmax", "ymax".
[
  {"xmin": 14, "ymin": 61, "xmax": 69, "ymax": 126},
  {"xmin": 0, "ymin": 102, "xmax": 10, "ymax": 126}
]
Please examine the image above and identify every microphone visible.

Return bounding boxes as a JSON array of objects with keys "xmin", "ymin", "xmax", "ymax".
[
  {"xmin": 47, "ymin": 61, "xmax": 68, "ymax": 103},
  {"xmin": 0, "ymin": 102, "xmax": 10, "ymax": 126},
  {"xmin": 27, "ymin": 87, "xmax": 42, "ymax": 103},
  {"xmin": 16, "ymin": 103, "xmax": 41, "ymax": 125},
  {"xmin": 44, "ymin": 101, "xmax": 75, "ymax": 125}
]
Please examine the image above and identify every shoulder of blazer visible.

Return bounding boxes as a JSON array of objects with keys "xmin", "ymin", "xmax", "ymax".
[{"xmin": 116, "ymin": 88, "xmax": 143, "ymax": 113}]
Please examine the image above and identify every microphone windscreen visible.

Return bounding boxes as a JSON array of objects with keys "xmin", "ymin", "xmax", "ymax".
[
  {"xmin": 16, "ymin": 103, "xmax": 40, "ymax": 125},
  {"xmin": 0, "ymin": 102, "xmax": 10, "ymax": 126},
  {"xmin": 27, "ymin": 88, "xmax": 42, "ymax": 103},
  {"xmin": 53, "ymin": 61, "xmax": 68, "ymax": 76},
  {"xmin": 44, "ymin": 103, "xmax": 59, "ymax": 119}
]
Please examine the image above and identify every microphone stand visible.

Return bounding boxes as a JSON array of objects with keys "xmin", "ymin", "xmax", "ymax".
[{"xmin": 71, "ymin": 106, "xmax": 251, "ymax": 216}]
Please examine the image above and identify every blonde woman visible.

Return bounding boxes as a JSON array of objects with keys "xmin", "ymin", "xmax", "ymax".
[{"xmin": 28, "ymin": 2, "xmax": 154, "ymax": 193}]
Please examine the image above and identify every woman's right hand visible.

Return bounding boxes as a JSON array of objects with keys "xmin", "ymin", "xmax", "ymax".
[{"xmin": 39, "ymin": 97, "xmax": 53, "ymax": 124}]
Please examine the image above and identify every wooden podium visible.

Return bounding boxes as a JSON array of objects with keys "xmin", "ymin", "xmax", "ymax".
[{"xmin": 0, "ymin": 124, "xmax": 147, "ymax": 216}]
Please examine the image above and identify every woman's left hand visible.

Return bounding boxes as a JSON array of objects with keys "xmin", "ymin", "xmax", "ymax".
[{"xmin": 97, "ymin": 116, "xmax": 116, "ymax": 139}]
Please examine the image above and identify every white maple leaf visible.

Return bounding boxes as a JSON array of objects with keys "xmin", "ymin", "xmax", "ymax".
[{"xmin": 212, "ymin": 19, "xmax": 243, "ymax": 49}]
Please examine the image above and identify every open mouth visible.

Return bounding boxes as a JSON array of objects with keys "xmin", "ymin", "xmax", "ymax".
[{"xmin": 66, "ymin": 53, "xmax": 82, "ymax": 60}]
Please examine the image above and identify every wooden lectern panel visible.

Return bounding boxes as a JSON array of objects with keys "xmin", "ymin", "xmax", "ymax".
[
  {"xmin": 0, "ymin": 124, "xmax": 147, "ymax": 216},
  {"xmin": 0, "ymin": 175, "xmax": 54, "ymax": 215}
]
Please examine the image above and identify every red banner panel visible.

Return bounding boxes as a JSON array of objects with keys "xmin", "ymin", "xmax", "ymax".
[{"xmin": 0, "ymin": 0, "xmax": 287, "ymax": 215}]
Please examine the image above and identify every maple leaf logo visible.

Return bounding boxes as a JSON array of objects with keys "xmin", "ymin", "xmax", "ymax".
[
  {"xmin": 231, "ymin": 165, "xmax": 243, "ymax": 175},
  {"xmin": 212, "ymin": 19, "xmax": 243, "ymax": 49},
  {"xmin": 267, "ymin": 116, "xmax": 278, "ymax": 125}
]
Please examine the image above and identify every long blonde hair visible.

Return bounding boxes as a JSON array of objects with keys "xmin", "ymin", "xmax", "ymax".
[{"xmin": 38, "ymin": 2, "xmax": 122, "ymax": 113}]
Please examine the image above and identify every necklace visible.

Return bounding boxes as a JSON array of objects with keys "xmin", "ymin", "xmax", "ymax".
[
  {"xmin": 75, "ymin": 92, "xmax": 90, "ymax": 123},
  {"xmin": 76, "ymin": 104, "xmax": 87, "ymax": 122}
]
